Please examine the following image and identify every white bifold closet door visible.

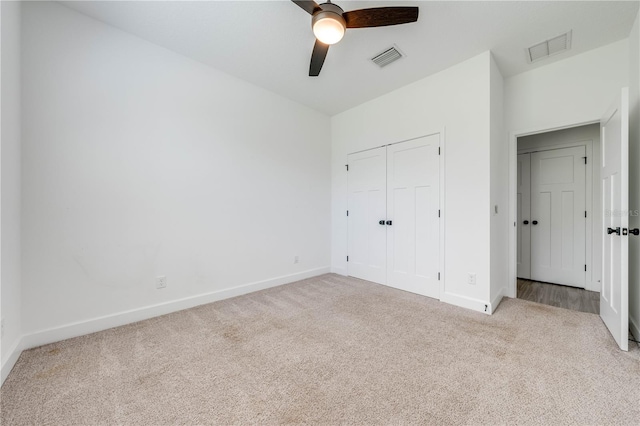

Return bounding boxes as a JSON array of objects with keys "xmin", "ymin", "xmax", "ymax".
[
  {"xmin": 386, "ymin": 137, "xmax": 440, "ymax": 298},
  {"xmin": 348, "ymin": 135, "xmax": 440, "ymax": 299},
  {"xmin": 347, "ymin": 147, "xmax": 387, "ymax": 285},
  {"xmin": 530, "ymin": 146, "xmax": 586, "ymax": 287}
]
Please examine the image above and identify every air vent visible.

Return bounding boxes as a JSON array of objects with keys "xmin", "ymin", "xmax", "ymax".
[
  {"xmin": 371, "ymin": 46, "xmax": 403, "ymax": 68},
  {"xmin": 526, "ymin": 30, "xmax": 572, "ymax": 63}
]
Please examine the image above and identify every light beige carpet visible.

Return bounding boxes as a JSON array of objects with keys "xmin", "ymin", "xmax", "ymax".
[{"xmin": 1, "ymin": 274, "xmax": 639, "ymax": 425}]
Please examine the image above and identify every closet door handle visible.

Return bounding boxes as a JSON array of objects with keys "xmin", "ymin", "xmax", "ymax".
[
  {"xmin": 607, "ymin": 227, "xmax": 621, "ymax": 235},
  {"xmin": 523, "ymin": 220, "xmax": 529, "ymax": 225},
  {"xmin": 379, "ymin": 220, "xmax": 385, "ymax": 225},
  {"xmin": 532, "ymin": 220, "xmax": 538, "ymax": 225},
  {"xmin": 630, "ymin": 228, "xmax": 640, "ymax": 236},
  {"xmin": 386, "ymin": 220, "xmax": 393, "ymax": 226}
]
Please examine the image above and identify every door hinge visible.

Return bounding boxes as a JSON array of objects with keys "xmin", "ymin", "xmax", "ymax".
[
  {"xmin": 438, "ymin": 210, "xmax": 441, "ymax": 218},
  {"xmin": 345, "ymin": 164, "xmax": 349, "ymax": 171},
  {"xmin": 585, "ymin": 264, "xmax": 587, "ymax": 271},
  {"xmin": 438, "ymin": 272, "xmax": 441, "ymax": 280},
  {"xmin": 346, "ymin": 210, "xmax": 349, "ymax": 216},
  {"xmin": 347, "ymin": 256, "xmax": 349, "ymax": 262},
  {"xmin": 583, "ymin": 157, "xmax": 587, "ymax": 164},
  {"xmin": 438, "ymin": 147, "xmax": 441, "ymax": 155},
  {"xmin": 585, "ymin": 211, "xmax": 587, "ymax": 218}
]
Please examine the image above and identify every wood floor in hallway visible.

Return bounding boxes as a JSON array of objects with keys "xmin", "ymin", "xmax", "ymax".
[{"xmin": 517, "ymin": 279, "xmax": 600, "ymax": 314}]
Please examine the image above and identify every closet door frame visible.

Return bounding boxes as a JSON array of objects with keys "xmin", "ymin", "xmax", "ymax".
[
  {"xmin": 517, "ymin": 139, "xmax": 594, "ymax": 290},
  {"xmin": 346, "ymin": 130, "xmax": 446, "ymax": 299}
]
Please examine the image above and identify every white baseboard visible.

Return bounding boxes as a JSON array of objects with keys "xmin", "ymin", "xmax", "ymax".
[
  {"xmin": 331, "ymin": 266, "xmax": 348, "ymax": 276},
  {"xmin": 630, "ymin": 315, "xmax": 640, "ymax": 342},
  {"xmin": 1, "ymin": 337, "xmax": 24, "ymax": 386},
  {"xmin": 440, "ymin": 291, "xmax": 492, "ymax": 315},
  {"xmin": 20, "ymin": 267, "xmax": 330, "ymax": 353},
  {"xmin": 489, "ymin": 287, "xmax": 506, "ymax": 315},
  {"xmin": 587, "ymin": 279, "xmax": 601, "ymax": 293}
]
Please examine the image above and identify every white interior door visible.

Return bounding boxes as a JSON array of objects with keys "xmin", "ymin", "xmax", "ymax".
[
  {"xmin": 347, "ymin": 147, "xmax": 387, "ymax": 285},
  {"xmin": 600, "ymin": 88, "xmax": 629, "ymax": 351},
  {"xmin": 386, "ymin": 135, "xmax": 440, "ymax": 298},
  {"xmin": 517, "ymin": 153, "xmax": 532, "ymax": 279},
  {"xmin": 530, "ymin": 146, "xmax": 586, "ymax": 287}
]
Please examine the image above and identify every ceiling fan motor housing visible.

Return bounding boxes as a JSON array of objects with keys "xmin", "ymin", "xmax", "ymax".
[{"xmin": 312, "ymin": 3, "xmax": 346, "ymax": 33}]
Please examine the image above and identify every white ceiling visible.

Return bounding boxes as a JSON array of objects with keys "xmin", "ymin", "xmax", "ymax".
[{"xmin": 60, "ymin": 1, "xmax": 639, "ymax": 115}]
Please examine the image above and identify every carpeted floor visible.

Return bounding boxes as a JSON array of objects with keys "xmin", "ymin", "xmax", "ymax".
[{"xmin": 1, "ymin": 274, "xmax": 639, "ymax": 425}]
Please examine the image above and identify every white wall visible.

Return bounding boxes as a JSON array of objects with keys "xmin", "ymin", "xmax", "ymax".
[
  {"xmin": 489, "ymin": 54, "xmax": 507, "ymax": 309},
  {"xmin": 628, "ymin": 10, "xmax": 640, "ymax": 340},
  {"xmin": 20, "ymin": 2, "xmax": 331, "ymax": 343},
  {"xmin": 505, "ymin": 40, "xmax": 629, "ymax": 133},
  {"xmin": 332, "ymin": 52, "xmax": 494, "ymax": 313},
  {"xmin": 517, "ymin": 124, "xmax": 601, "ymax": 292},
  {"xmin": 1, "ymin": 0, "xmax": 23, "ymax": 384},
  {"xmin": 504, "ymin": 40, "xmax": 629, "ymax": 297}
]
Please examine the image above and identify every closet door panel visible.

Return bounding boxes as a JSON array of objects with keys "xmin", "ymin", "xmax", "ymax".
[
  {"xmin": 391, "ymin": 187, "xmax": 410, "ymax": 274},
  {"xmin": 347, "ymin": 147, "xmax": 387, "ymax": 284},
  {"xmin": 386, "ymin": 135, "xmax": 440, "ymax": 299},
  {"xmin": 414, "ymin": 185, "xmax": 433, "ymax": 279}
]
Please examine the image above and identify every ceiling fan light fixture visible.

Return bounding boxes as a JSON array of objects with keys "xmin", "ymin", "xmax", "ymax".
[
  {"xmin": 312, "ymin": 11, "xmax": 345, "ymax": 45},
  {"xmin": 292, "ymin": 0, "xmax": 420, "ymax": 76}
]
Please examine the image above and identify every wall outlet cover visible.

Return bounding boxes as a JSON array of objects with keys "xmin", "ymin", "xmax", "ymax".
[
  {"xmin": 156, "ymin": 276, "xmax": 167, "ymax": 289},
  {"xmin": 468, "ymin": 273, "xmax": 477, "ymax": 285}
]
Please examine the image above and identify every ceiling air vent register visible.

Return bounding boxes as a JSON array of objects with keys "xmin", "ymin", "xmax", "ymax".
[
  {"xmin": 526, "ymin": 30, "xmax": 572, "ymax": 63},
  {"xmin": 371, "ymin": 46, "xmax": 404, "ymax": 68}
]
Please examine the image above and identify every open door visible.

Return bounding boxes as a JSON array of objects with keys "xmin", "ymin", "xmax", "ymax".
[{"xmin": 600, "ymin": 87, "xmax": 629, "ymax": 351}]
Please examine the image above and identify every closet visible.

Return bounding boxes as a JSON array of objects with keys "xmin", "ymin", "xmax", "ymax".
[
  {"xmin": 347, "ymin": 135, "xmax": 441, "ymax": 299},
  {"xmin": 517, "ymin": 146, "xmax": 587, "ymax": 288}
]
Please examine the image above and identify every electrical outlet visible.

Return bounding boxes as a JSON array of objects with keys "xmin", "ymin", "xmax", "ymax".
[
  {"xmin": 156, "ymin": 276, "xmax": 167, "ymax": 289},
  {"xmin": 468, "ymin": 273, "xmax": 476, "ymax": 285},
  {"xmin": 294, "ymin": 255, "xmax": 299, "ymax": 264}
]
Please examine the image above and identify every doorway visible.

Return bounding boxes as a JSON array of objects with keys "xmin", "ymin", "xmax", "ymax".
[
  {"xmin": 507, "ymin": 89, "xmax": 630, "ymax": 351},
  {"xmin": 515, "ymin": 124, "xmax": 601, "ymax": 312}
]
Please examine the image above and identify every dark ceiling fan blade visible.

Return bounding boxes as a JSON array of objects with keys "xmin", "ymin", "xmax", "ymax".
[
  {"xmin": 343, "ymin": 7, "xmax": 419, "ymax": 28},
  {"xmin": 309, "ymin": 40, "xmax": 329, "ymax": 77},
  {"xmin": 292, "ymin": 0, "xmax": 321, "ymax": 15}
]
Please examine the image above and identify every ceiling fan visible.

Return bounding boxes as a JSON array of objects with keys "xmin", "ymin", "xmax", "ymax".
[{"xmin": 292, "ymin": 1, "xmax": 419, "ymax": 76}]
